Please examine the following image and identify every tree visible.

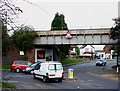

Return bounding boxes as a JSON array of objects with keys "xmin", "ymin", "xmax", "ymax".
[
  {"xmin": 110, "ymin": 17, "xmax": 120, "ymax": 54},
  {"xmin": 51, "ymin": 12, "xmax": 68, "ymax": 30},
  {"xmin": 12, "ymin": 26, "xmax": 36, "ymax": 55},
  {"xmin": 51, "ymin": 12, "xmax": 70, "ymax": 60},
  {"xmin": 76, "ymin": 46, "xmax": 80, "ymax": 55},
  {"xmin": 2, "ymin": 21, "xmax": 11, "ymax": 56},
  {"xmin": 0, "ymin": 0, "xmax": 23, "ymax": 31}
]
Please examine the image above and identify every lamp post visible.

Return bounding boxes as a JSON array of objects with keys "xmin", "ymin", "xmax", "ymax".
[{"xmin": 116, "ymin": 29, "xmax": 120, "ymax": 74}]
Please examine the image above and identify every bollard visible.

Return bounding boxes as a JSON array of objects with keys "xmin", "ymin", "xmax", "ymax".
[{"xmin": 68, "ymin": 69, "xmax": 73, "ymax": 79}]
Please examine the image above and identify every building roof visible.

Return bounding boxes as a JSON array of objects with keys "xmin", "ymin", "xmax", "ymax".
[
  {"xmin": 84, "ymin": 52, "xmax": 94, "ymax": 54},
  {"xmin": 80, "ymin": 45, "xmax": 95, "ymax": 49}
]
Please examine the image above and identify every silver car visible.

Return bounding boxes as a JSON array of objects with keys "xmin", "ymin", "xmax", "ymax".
[{"xmin": 96, "ymin": 59, "xmax": 106, "ymax": 66}]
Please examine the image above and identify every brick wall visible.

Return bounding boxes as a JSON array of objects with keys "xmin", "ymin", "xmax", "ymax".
[
  {"xmin": 2, "ymin": 46, "xmax": 35, "ymax": 65},
  {"xmin": 26, "ymin": 47, "xmax": 35, "ymax": 63},
  {"xmin": 2, "ymin": 46, "xmax": 24, "ymax": 65}
]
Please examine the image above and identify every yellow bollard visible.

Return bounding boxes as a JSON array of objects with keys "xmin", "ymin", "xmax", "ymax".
[{"xmin": 68, "ymin": 69, "xmax": 73, "ymax": 79}]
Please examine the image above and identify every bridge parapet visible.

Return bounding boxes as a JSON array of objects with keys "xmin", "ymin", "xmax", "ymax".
[{"xmin": 36, "ymin": 28, "xmax": 110, "ymax": 36}]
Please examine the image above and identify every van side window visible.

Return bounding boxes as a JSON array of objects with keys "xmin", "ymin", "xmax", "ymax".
[{"xmin": 36, "ymin": 65, "xmax": 41, "ymax": 70}]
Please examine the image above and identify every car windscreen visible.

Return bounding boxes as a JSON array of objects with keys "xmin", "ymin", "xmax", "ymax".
[
  {"xmin": 30, "ymin": 62, "xmax": 39, "ymax": 67},
  {"xmin": 49, "ymin": 64, "xmax": 62, "ymax": 70},
  {"xmin": 98, "ymin": 60, "xmax": 103, "ymax": 62}
]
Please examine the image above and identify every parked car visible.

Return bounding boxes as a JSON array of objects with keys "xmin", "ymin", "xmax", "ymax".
[
  {"xmin": 33, "ymin": 61, "xmax": 64, "ymax": 83},
  {"xmin": 22, "ymin": 62, "xmax": 40, "ymax": 74},
  {"xmin": 11, "ymin": 60, "xmax": 32, "ymax": 73},
  {"xmin": 96, "ymin": 59, "xmax": 106, "ymax": 66}
]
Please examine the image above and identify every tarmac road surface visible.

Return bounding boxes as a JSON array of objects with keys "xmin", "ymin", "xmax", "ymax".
[{"xmin": 2, "ymin": 60, "xmax": 120, "ymax": 90}]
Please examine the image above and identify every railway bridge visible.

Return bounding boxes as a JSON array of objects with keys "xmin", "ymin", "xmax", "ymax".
[{"xmin": 33, "ymin": 28, "xmax": 117, "ymax": 45}]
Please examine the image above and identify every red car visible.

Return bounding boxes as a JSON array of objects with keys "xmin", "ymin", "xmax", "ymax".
[{"xmin": 11, "ymin": 60, "xmax": 32, "ymax": 73}]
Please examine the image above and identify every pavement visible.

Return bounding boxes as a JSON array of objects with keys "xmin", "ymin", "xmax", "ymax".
[{"xmin": 88, "ymin": 67, "xmax": 120, "ymax": 81}]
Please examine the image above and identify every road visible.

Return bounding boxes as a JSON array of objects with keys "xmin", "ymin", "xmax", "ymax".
[{"xmin": 2, "ymin": 60, "xmax": 120, "ymax": 90}]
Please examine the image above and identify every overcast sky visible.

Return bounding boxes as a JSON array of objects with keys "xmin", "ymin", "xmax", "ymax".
[
  {"xmin": 13, "ymin": 0, "xmax": 119, "ymax": 30},
  {"xmin": 12, "ymin": 0, "xmax": 119, "ymax": 50}
]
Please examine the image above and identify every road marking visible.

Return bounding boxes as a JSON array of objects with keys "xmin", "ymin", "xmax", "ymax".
[
  {"xmin": 87, "ymin": 80, "xmax": 93, "ymax": 82},
  {"xmin": 16, "ymin": 75, "xmax": 24, "ymax": 77},
  {"xmin": 35, "ymin": 84, "xmax": 41, "ymax": 87},
  {"xmin": 8, "ymin": 80, "xmax": 18, "ymax": 83}
]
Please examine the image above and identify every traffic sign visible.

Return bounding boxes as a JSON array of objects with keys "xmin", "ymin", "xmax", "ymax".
[{"xmin": 65, "ymin": 31, "xmax": 72, "ymax": 39}]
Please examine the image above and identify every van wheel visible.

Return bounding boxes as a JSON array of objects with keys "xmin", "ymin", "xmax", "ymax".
[
  {"xmin": 16, "ymin": 68, "xmax": 21, "ymax": 73},
  {"xmin": 104, "ymin": 63, "xmax": 106, "ymax": 66},
  {"xmin": 43, "ymin": 77, "xmax": 47, "ymax": 83},
  {"xmin": 33, "ymin": 74, "xmax": 36, "ymax": 79},
  {"xmin": 58, "ymin": 78, "xmax": 62, "ymax": 82}
]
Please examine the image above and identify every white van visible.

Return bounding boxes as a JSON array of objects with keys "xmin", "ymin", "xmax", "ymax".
[{"xmin": 33, "ymin": 61, "xmax": 64, "ymax": 82}]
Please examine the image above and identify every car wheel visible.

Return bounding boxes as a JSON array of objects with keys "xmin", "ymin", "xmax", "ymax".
[
  {"xmin": 31, "ymin": 70, "xmax": 34, "ymax": 74},
  {"xmin": 16, "ymin": 68, "xmax": 21, "ymax": 73},
  {"xmin": 96, "ymin": 64, "xmax": 98, "ymax": 66},
  {"xmin": 43, "ymin": 76, "xmax": 47, "ymax": 83},
  {"xmin": 11, "ymin": 69, "xmax": 13, "ymax": 72},
  {"xmin": 33, "ymin": 74, "xmax": 37, "ymax": 79}
]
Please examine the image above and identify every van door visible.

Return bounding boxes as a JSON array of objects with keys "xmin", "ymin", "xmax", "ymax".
[
  {"xmin": 48, "ymin": 64, "xmax": 62, "ymax": 78},
  {"xmin": 55, "ymin": 64, "xmax": 63, "ymax": 77},
  {"xmin": 34, "ymin": 65, "xmax": 42, "ymax": 78}
]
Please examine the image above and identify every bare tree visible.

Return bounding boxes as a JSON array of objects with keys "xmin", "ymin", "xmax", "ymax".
[
  {"xmin": 0, "ymin": 0, "xmax": 47, "ymax": 31},
  {"xmin": 0, "ymin": 0, "xmax": 23, "ymax": 31}
]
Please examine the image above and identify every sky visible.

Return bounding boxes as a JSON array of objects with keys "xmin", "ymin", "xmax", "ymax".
[
  {"xmin": 12, "ymin": 0, "xmax": 119, "ymax": 50},
  {"xmin": 13, "ymin": 0, "xmax": 119, "ymax": 30}
]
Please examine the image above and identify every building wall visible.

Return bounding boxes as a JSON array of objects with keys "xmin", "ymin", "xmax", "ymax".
[
  {"xmin": 79, "ymin": 45, "xmax": 95, "ymax": 56},
  {"xmin": 35, "ymin": 48, "xmax": 53, "ymax": 62},
  {"xmin": 2, "ymin": 46, "xmax": 24, "ymax": 65},
  {"xmin": 26, "ymin": 47, "xmax": 35, "ymax": 63},
  {"xmin": 103, "ymin": 45, "xmax": 112, "ymax": 59}
]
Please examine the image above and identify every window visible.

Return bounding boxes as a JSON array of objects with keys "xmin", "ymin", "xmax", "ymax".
[
  {"xmin": 28, "ymin": 62, "xmax": 32, "ymax": 66},
  {"xmin": 14, "ymin": 62, "xmax": 20, "ymax": 65},
  {"xmin": 49, "ymin": 64, "xmax": 62, "ymax": 70},
  {"xmin": 37, "ymin": 50, "xmax": 45, "ymax": 59},
  {"xmin": 91, "ymin": 48, "xmax": 93, "ymax": 52},
  {"xmin": 36, "ymin": 65, "xmax": 41, "ymax": 70},
  {"xmin": 30, "ymin": 62, "xmax": 38, "ymax": 67},
  {"xmin": 21, "ymin": 62, "xmax": 27, "ymax": 65},
  {"xmin": 49, "ymin": 64, "xmax": 55, "ymax": 70},
  {"xmin": 56, "ymin": 64, "xmax": 62, "ymax": 70},
  {"xmin": 85, "ymin": 48, "xmax": 89, "ymax": 52}
]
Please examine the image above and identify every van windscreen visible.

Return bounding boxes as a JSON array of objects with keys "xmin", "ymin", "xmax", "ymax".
[{"xmin": 49, "ymin": 64, "xmax": 62, "ymax": 70}]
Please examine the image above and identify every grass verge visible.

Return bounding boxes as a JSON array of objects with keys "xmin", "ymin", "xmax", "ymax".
[
  {"xmin": 60, "ymin": 59, "xmax": 84, "ymax": 65},
  {"xmin": 0, "ymin": 66, "xmax": 11, "ymax": 69},
  {"xmin": 112, "ymin": 65, "xmax": 120, "ymax": 71},
  {"xmin": 0, "ymin": 82, "xmax": 16, "ymax": 88},
  {"xmin": 112, "ymin": 65, "xmax": 117, "ymax": 69}
]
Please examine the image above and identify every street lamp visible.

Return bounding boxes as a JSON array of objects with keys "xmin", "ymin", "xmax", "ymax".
[{"xmin": 116, "ymin": 29, "xmax": 120, "ymax": 74}]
